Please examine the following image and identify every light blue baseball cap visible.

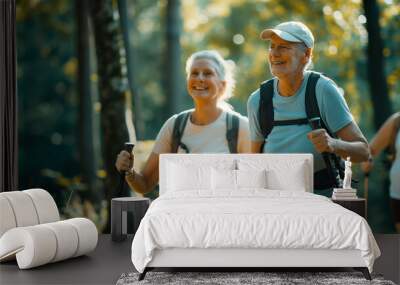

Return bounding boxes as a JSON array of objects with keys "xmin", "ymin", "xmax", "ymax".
[{"xmin": 260, "ymin": 21, "xmax": 314, "ymax": 48}]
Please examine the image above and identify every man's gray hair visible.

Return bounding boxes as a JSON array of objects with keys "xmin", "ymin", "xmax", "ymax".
[{"xmin": 295, "ymin": 43, "xmax": 313, "ymax": 70}]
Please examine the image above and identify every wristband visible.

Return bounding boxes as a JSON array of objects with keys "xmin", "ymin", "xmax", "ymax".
[{"xmin": 125, "ymin": 169, "xmax": 135, "ymax": 180}]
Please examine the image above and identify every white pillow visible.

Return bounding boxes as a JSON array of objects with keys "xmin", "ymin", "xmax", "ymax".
[
  {"xmin": 211, "ymin": 168, "xmax": 236, "ymax": 190},
  {"xmin": 266, "ymin": 162, "xmax": 306, "ymax": 191},
  {"xmin": 167, "ymin": 162, "xmax": 211, "ymax": 191},
  {"xmin": 211, "ymin": 169, "xmax": 268, "ymax": 190},
  {"xmin": 236, "ymin": 169, "xmax": 267, "ymax": 189},
  {"xmin": 237, "ymin": 159, "xmax": 307, "ymax": 191}
]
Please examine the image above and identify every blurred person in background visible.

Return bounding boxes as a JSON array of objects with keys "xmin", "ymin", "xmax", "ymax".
[{"xmin": 361, "ymin": 112, "xmax": 400, "ymax": 233}]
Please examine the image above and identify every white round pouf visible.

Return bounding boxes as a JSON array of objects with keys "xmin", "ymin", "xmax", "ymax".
[
  {"xmin": 64, "ymin": 218, "xmax": 98, "ymax": 257},
  {"xmin": 0, "ymin": 191, "xmax": 39, "ymax": 227},
  {"xmin": 0, "ymin": 226, "xmax": 57, "ymax": 269},
  {"xmin": 0, "ymin": 189, "xmax": 98, "ymax": 269},
  {"xmin": 0, "ymin": 196, "xmax": 17, "ymax": 237},
  {"xmin": 24, "ymin": 189, "xmax": 60, "ymax": 223},
  {"xmin": 42, "ymin": 221, "xmax": 79, "ymax": 262}
]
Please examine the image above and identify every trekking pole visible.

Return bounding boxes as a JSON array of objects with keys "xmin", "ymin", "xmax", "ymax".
[
  {"xmin": 364, "ymin": 173, "xmax": 369, "ymax": 200},
  {"xmin": 364, "ymin": 172, "xmax": 369, "ymax": 219},
  {"xmin": 309, "ymin": 117, "xmax": 339, "ymax": 188},
  {"xmin": 116, "ymin": 142, "xmax": 135, "ymax": 197}
]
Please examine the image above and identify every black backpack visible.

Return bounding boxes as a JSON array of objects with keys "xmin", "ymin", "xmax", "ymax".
[
  {"xmin": 171, "ymin": 110, "xmax": 240, "ymax": 153},
  {"xmin": 258, "ymin": 71, "xmax": 345, "ymax": 190}
]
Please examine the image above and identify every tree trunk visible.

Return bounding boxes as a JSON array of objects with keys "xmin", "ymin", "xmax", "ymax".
[
  {"xmin": 91, "ymin": 0, "xmax": 136, "ymax": 233},
  {"xmin": 76, "ymin": 0, "xmax": 101, "ymax": 204},
  {"xmin": 165, "ymin": 0, "xmax": 183, "ymax": 117},
  {"xmin": 362, "ymin": 0, "xmax": 392, "ymax": 129}
]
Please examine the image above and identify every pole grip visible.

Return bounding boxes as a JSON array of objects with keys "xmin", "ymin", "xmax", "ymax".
[
  {"xmin": 124, "ymin": 142, "xmax": 135, "ymax": 153},
  {"xmin": 117, "ymin": 142, "xmax": 135, "ymax": 197},
  {"xmin": 309, "ymin": 117, "xmax": 321, "ymax": 130}
]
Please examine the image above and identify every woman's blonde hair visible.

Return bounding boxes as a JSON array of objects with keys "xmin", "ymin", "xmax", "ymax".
[{"xmin": 185, "ymin": 50, "xmax": 236, "ymax": 110}]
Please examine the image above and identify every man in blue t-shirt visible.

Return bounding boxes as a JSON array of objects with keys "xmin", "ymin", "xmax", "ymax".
[{"xmin": 247, "ymin": 21, "xmax": 369, "ymax": 196}]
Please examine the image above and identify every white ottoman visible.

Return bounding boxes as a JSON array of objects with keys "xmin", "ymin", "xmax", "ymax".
[{"xmin": 0, "ymin": 189, "xmax": 98, "ymax": 269}]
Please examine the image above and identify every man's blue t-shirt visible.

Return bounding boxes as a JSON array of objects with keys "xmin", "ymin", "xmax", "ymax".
[{"xmin": 247, "ymin": 71, "xmax": 353, "ymax": 173}]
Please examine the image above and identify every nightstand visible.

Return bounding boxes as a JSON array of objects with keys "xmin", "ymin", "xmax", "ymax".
[
  {"xmin": 331, "ymin": 198, "xmax": 366, "ymax": 218},
  {"xmin": 111, "ymin": 197, "xmax": 150, "ymax": 242}
]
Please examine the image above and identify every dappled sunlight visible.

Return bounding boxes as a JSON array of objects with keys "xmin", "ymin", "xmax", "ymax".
[{"xmin": 14, "ymin": 0, "xmax": 400, "ymax": 233}]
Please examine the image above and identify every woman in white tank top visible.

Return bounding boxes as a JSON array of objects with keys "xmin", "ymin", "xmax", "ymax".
[{"xmin": 115, "ymin": 50, "xmax": 250, "ymax": 195}]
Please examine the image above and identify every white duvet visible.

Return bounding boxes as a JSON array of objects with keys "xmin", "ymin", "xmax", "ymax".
[{"xmin": 131, "ymin": 190, "xmax": 380, "ymax": 273}]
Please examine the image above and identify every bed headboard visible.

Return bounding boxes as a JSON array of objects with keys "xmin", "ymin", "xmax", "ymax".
[{"xmin": 159, "ymin": 154, "xmax": 314, "ymax": 195}]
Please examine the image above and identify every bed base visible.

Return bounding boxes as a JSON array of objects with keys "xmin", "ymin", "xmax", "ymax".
[
  {"xmin": 138, "ymin": 267, "xmax": 371, "ymax": 281},
  {"xmin": 138, "ymin": 248, "xmax": 372, "ymax": 281}
]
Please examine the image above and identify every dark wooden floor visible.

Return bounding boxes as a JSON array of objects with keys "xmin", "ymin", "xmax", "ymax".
[
  {"xmin": 374, "ymin": 234, "xmax": 400, "ymax": 284},
  {"xmin": 0, "ymin": 234, "xmax": 398, "ymax": 285},
  {"xmin": 0, "ymin": 235, "xmax": 135, "ymax": 285}
]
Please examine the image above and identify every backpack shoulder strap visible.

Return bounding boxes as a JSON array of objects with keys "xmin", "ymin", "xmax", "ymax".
[
  {"xmin": 226, "ymin": 112, "xmax": 240, "ymax": 153},
  {"xmin": 304, "ymin": 71, "xmax": 336, "ymax": 138},
  {"xmin": 305, "ymin": 72, "xmax": 347, "ymax": 188},
  {"xmin": 304, "ymin": 71, "xmax": 321, "ymax": 120},
  {"xmin": 171, "ymin": 110, "xmax": 191, "ymax": 153},
  {"xmin": 258, "ymin": 79, "xmax": 275, "ymax": 139}
]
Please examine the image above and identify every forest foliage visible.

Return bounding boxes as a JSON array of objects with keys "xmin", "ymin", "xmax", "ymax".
[{"xmin": 16, "ymin": 0, "xmax": 400, "ymax": 232}]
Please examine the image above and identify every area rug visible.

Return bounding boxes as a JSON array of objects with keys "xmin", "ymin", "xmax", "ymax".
[{"xmin": 116, "ymin": 271, "xmax": 395, "ymax": 285}]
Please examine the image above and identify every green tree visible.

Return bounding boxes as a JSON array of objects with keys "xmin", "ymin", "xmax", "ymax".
[
  {"xmin": 16, "ymin": 0, "xmax": 79, "ymax": 209},
  {"xmin": 164, "ymin": 0, "xmax": 184, "ymax": 117},
  {"xmin": 76, "ymin": 0, "xmax": 102, "ymax": 206},
  {"xmin": 91, "ymin": 0, "xmax": 136, "ymax": 232},
  {"xmin": 363, "ymin": 0, "xmax": 392, "ymax": 129}
]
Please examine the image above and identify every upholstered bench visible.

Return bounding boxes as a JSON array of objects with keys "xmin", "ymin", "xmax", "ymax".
[{"xmin": 0, "ymin": 189, "xmax": 98, "ymax": 269}]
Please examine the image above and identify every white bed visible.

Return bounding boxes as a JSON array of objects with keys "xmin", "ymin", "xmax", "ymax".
[{"xmin": 131, "ymin": 154, "xmax": 380, "ymax": 280}]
